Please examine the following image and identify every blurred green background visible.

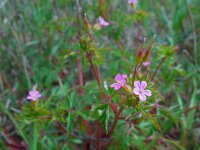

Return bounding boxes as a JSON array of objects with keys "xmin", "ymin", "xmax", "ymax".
[{"xmin": 0, "ymin": 0, "xmax": 200, "ymax": 149}]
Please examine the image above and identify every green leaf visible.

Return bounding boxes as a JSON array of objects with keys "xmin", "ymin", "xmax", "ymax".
[
  {"xmin": 187, "ymin": 77, "xmax": 198, "ymax": 129},
  {"xmin": 77, "ymin": 111, "xmax": 94, "ymax": 121},
  {"xmin": 136, "ymin": 104, "xmax": 161, "ymax": 131},
  {"xmin": 91, "ymin": 103, "xmax": 110, "ymax": 133}
]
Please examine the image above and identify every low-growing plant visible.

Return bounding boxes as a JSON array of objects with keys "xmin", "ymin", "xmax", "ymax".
[{"xmin": 0, "ymin": 0, "xmax": 199, "ymax": 150}]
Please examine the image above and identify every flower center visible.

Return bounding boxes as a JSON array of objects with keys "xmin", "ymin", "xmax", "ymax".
[
  {"xmin": 32, "ymin": 94, "xmax": 37, "ymax": 99},
  {"xmin": 117, "ymin": 80, "xmax": 123, "ymax": 85},
  {"xmin": 138, "ymin": 89, "xmax": 143, "ymax": 94}
]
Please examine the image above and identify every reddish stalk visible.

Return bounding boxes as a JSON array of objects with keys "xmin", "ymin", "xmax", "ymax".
[
  {"xmin": 3, "ymin": 141, "xmax": 26, "ymax": 150},
  {"xmin": 136, "ymin": 21, "xmax": 141, "ymax": 50},
  {"xmin": 116, "ymin": 40, "xmax": 123, "ymax": 51},
  {"xmin": 109, "ymin": 106, "xmax": 124, "ymax": 136},
  {"xmin": 77, "ymin": 57, "xmax": 83, "ymax": 86},
  {"xmin": 85, "ymin": 52, "xmax": 102, "ymax": 149},
  {"xmin": 83, "ymin": 120, "xmax": 92, "ymax": 150},
  {"xmin": 77, "ymin": 55, "xmax": 85, "ymax": 95},
  {"xmin": 104, "ymin": 107, "xmax": 124, "ymax": 148},
  {"xmin": 0, "ymin": 70, "xmax": 12, "ymax": 91},
  {"xmin": 85, "ymin": 52, "xmax": 101, "ymax": 85},
  {"xmin": 96, "ymin": 121, "xmax": 102, "ymax": 150},
  {"xmin": 184, "ymin": 104, "xmax": 200, "ymax": 114},
  {"xmin": 56, "ymin": 122, "xmax": 67, "ymax": 134},
  {"xmin": 151, "ymin": 56, "xmax": 167, "ymax": 81}
]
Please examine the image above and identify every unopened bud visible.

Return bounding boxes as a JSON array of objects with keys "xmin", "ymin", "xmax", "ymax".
[{"xmin": 121, "ymin": 85, "xmax": 132, "ymax": 95}]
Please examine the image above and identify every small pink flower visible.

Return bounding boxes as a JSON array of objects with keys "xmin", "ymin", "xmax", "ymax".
[
  {"xmin": 133, "ymin": 81, "xmax": 151, "ymax": 101},
  {"xmin": 98, "ymin": 16, "xmax": 109, "ymax": 27},
  {"xmin": 110, "ymin": 74, "xmax": 127, "ymax": 90},
  {"xmin": 26, "ymin": 90, "xmax": 41, "ymax": 101},
  {"xmin": 142, "ymin": 61, "xmax": 151, "ymax": 67},
  {"xmin": 128, "ymin": 0, "xmax": 138, "ymax": 5}
]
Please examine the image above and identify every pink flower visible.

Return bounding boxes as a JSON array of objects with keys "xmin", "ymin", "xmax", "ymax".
[
  {"xmin": 133, "ymin": 81, "xmax": 151, "ymax": 101},
  {"xmin": 128, "ymin": 0, "xmax": 138, "ymax": 5},
  {"xmin": 110, "ymin": 74, "xmax": 127, "ymax": 90},
  {"xmin": 26, "ymin": 90, "xmax": 41, "ymax": 101},
  {"xmin": 98, "ymin": 16, "xmax": 109, "ymax": 27},
  {"xmin": 142, "ymin": 61, "xmax": 151, "ymax": 67}
]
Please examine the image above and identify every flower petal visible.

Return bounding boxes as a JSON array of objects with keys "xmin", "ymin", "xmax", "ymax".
[
  {"xmin": 110, "ymin": 83, "xmax": 118, "ymax": 88},
  {"xmin": 115, "ymin": 74, "xmax": 122, "ymax": 81},
  {"xmin": 143, "ymin": 90, "xmax": 152, "ymax": 96},
  {"xmin": 139, "ymin": 93, "xmax": 146, "ymax": 101},
  {"xmin": 121, "ymin": 74, "xmax": 127, "ymax": 80},
  {"xmin": 140, "ymin": 81, "xmax": 147, "ymax": 90},
  {"xmin": 121, "ymin": 79, "xmax": 126, "ymax": 85},
  {"xmin": 134, "ymin": 81, "xmax": 140, "ymax": 89},
  {"xmin": 114, "ymin": 84, "xmax": 121, "ymax": 90},
  {"xmin": 32, "ymin": 97, "xmax": 38, "ymax": 101},
  {"xmin": 133, "ymin": 88, "xmax": 140, "ymax": 95},
  {"xmin": 142, "ymin": 61, "xmax": 150, "ymax": 67},
  {"xmin": 110, "ymin": 83, "xmax": 121, "ymax": 90},
  {"xmin": 29, "ymin": 91, "xmax": 35, "ymax": 95},
  {"xmin": 26, "ymin": 96, "xmax": 32, "ymax": 99}
]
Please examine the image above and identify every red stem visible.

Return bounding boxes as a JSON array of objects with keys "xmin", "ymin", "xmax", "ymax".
[
  {"xmin": 151, "ymin": 56, "xmax": 167, "ymax": 81},
  {"xmin": 77, "ymin": 57, "xmax": 83, "ymax": 86},
  {"xmin": 136, "ymin": 21, "xmax": 141, "ymax": 50},
  {"xmin": 86, "ymin": 52, "xmax": 101, "ymax": 85},
  {"xmin": 3, "ymin": 141, "xmax": 26, "ymax": 149},
  {"xmin": 0, "ymin": 70, "xmax": 12, "ymax": 91},
  {"xmin": 96, "ymin": 121, "xmax": 102, "ymax": 150},
  {"xmin": 109, "ymin": 106, "xmax": 124, "ymax": 136},
  {"xmin": 85, "ymin": 52, "xmax": 102, "ymax": 149}
]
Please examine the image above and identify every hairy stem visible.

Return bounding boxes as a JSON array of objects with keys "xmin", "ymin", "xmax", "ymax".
[
  {"xmin": 109, "ymin": 106, "xmax": 124, "ymax": 136},
  {"xmin": 184, "ymin": 0, "xmax": 198, "ymax": 67},
  {"xmin": 86, "ymin": 52, "xmax": 101, "ymax": 85},
  {"xmin": 151, "ymin": 57, "xmax": 167, "ymax": 81}
]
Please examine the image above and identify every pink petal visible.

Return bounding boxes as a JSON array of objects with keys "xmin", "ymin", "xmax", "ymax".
[
  {"xmin": 121, "ymin": 79, "xmax": 126, "ymax": 85},
  {"xmin": 128, "ymin": 0, "xmax": 138, "ymax": 4},
  {"xmin": 139, "ymin": 93, "xmax": 146, "ymax": 101},
  {"xmin": 133, "ymin": 88, "xmax": 140, "ymax": 95},
  {"xmin": 134, "ymin": 81, "xmax": 140, "ymax": 89},
  {"xmin": 121, "ymin": 74, "xmax": 127, "ymax": 80},
  {"xmin": 115, "ymin": 74, "xmax": 122, "ymax": 81},
  {"xmin": 98, "ymin": 17, "xmax": 109, "ymax": 26},
  {"xmin": 142, "ymin": 61, "xmax": 150, "ymax": 67},
  {"xmin": 110, "ymin": 83, "xmax": 121, "ymax": 90},
  {"xmin": 140, "ymin": 81, "xmax": 147, "ymax": 90},
  {"xmin": 110, "ymin": 83, "xmax": 118, "ymax": 88},
  {"xmin": 26, "ymin": 96, "xmax": 32, "ymax": 99},
  {"xmin": 103, "ymin": 22, "xmax": 109, "ymax": 26},
  {"xmin": 114, "ymin": 84, "xmax": 122, "ymax": 90},
  {"xmin": 32, "ymin": 97, "xmax": 38, "ymax": 101},
  {"xmin": 143, "ymin": 90, "xmax": 152, "ymax": 96}
]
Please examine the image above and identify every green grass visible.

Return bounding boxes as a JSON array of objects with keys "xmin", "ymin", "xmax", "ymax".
[{"xmin": 0, "ymin": 0, "xmax": 200, "ymax": 149}]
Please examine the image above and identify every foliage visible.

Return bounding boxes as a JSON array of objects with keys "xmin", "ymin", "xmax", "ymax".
[{"xmin": 0, "ymin": 0, "xmax": 200, "ymax": 150}]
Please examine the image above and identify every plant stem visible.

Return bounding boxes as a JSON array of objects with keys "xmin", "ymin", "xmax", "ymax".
[
  {"xmin": 96, "ymin": 121, "xmax": 102, "ymax": 150},
  {"xmin": 109, "ymin": 106, "xmax": 124, "ymax": 136},
  {"xmin": 151, "ymin": 56, "xmax": 167, "ymax": 81},
  {"xmin": 77, "ymin": 57, "xmax": 83, "ymax": 86},
  {"xmin": 85, "ymin": 52, "xmax": 102, "ymax": 149},
  {"xmin": 184, "ymin": 0, "xmax": 198, "ymax": 67},
  {"xmin": 86, "ymin": 52, "xmax": 101, "ymax": 85},
  {"xmin": 0, "ymin": 70, "xmax": 12, "ymax": 91},
  {"xmin": 30, "ymin": 122, "xmax": 39, "ymax": 150}
]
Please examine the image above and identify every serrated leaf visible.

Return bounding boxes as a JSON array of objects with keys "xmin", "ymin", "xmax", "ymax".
[
  {"xmin": 90, "ymin": 103, "xmax": 110, "ymax": 133},
  {"xmin": 77, "ymin": 111, "xmax": 94, "ymax": 121},
  {"xmin": 136, "ymin": 104, "xmax": 161, "ymax": 131}
]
